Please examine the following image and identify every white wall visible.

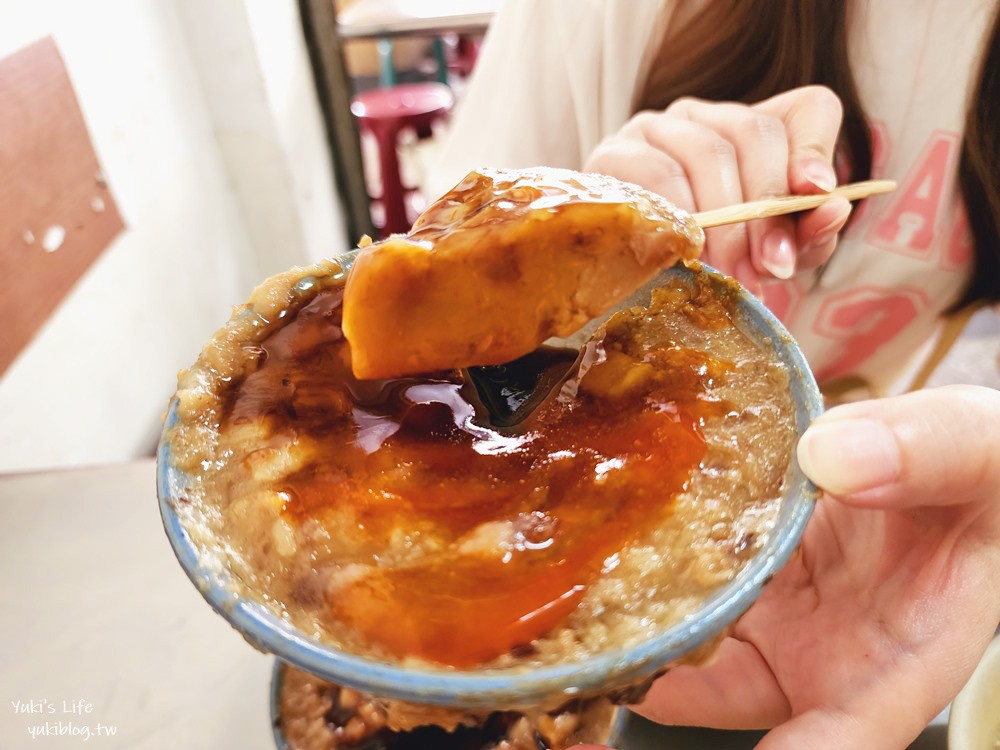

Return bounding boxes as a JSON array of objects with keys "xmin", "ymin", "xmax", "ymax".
[
  {"xmin": 0, "ymin": 0, "xmax": 345, "ymax": 472},
  {"xmin": 178, "ymin": 0, "xmax": 347, "ymax": 268}
]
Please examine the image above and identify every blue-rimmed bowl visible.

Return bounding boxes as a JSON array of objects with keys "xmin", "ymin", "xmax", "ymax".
[{"xmin": 158, "ymin": 256, "xmax": 822, "ymax": 712}]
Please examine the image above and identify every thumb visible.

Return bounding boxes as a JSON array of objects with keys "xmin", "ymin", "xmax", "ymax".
[{"xmin": 796, "ymin": 385, "xmax": 1000, "ymax": 509}]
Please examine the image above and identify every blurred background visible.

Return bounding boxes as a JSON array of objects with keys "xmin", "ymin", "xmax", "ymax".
[{"xmin": 0, "ymin": 0, "xmax": 495, "ymax": 473}]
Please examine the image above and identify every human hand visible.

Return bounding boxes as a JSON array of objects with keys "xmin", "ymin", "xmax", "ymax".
[
  {"xmin": 575, "ymin": 385, "xmax": 1000, "ymax": 749},
  {"xmin": 584, "ymin": 85, "xmax": 854, "ymax": 297}
]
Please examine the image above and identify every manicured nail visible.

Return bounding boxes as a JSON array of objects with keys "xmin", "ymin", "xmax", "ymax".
[
  {"xmin": 796, "ymin": 418, "xmax": 902, "ymax": 496},
  {"xmin": 760, "ymin": 229, "xmax": 795, "ymax": 280},
  {"xmin": 801, "ymin": 160, "xmax": 836, "ymax": 193}
]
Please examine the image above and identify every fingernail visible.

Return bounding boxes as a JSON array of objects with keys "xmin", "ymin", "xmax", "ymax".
[
  {"xmin": 802, "ymin": 160, "xmax": 836, "ymax": 193},
  {"xmin": 796, "ymin": 418, "xmax": 902, "ymax": 496},
  {"xmin": 760, "ymin": 229, "xmax": 795, "ymax": 280},
  {"xmin": 819, "ymin": 196, "xmax": 853, "ymax": 233}
]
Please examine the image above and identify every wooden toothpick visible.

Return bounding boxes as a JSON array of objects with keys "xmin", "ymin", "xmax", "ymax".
[{"xmin": 692, "ymin": 179, "xmax": 896, "ymax": 228}]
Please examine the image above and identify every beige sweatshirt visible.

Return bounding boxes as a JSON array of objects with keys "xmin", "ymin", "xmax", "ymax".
[{"xmin": 431, "ymin": 0, "xmax": 994, "ymax": 395}]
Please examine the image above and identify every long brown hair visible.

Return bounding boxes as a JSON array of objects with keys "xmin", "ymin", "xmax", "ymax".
[{"xmin": 636, "ymin": 0, "xmax": 1000, "ymax": 311}]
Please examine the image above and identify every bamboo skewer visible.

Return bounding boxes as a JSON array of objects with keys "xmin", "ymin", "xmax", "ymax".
[{"xmin": 692, "ymin": 179, "xmax": 896, "ymax": 229}]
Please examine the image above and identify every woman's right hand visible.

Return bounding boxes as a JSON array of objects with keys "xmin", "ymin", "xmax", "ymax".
[{"xmin": 584, "ymin": 85, "xmax": 854, "ymax": 296}]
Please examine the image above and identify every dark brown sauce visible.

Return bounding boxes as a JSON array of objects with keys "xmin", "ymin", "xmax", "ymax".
[
  {"xmin": 342, "ymin": 717, "xmax": 524, "ymax": 750},
  {"xmin": 225, "ymin": 288, "xmax": 731, "ymax": 667},
  {"xmin": 466, "ymin": 347, "xmax": 580, "ymax": 429},
  {"xmin": 323, "ymin": 695, "xmax": 530, "ymax": 750}
]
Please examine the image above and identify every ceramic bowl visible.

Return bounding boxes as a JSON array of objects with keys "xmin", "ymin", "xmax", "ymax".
[{"xmin": 157, "ymin": 257, "xmax": 823, "ymax": 711}]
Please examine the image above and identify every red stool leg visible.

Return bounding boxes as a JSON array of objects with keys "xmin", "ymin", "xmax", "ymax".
[
  {"xmin": 411, "ymin": 111, "xmax": 437, "ymax": 141},
  {"xmin": 370, "ymin": 120, "xmax": 409, "ymax": 236},
  {"xmin": 454, "ymin": 36, "xmax": 481, "ymax": 77}
]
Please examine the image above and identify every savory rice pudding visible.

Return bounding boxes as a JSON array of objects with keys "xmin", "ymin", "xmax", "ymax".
[{"xmin": 164, "ymin": 258, "xmax": 795, "ymax": 671}]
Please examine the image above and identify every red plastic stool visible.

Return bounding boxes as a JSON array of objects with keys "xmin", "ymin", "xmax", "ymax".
[
  {"xmin": 450, "ymin": 35, "xmax": 482, "ymax": 78},
  {"xmin": 351, "ymin": 82, "xmax": 454, "ymax": 236}
]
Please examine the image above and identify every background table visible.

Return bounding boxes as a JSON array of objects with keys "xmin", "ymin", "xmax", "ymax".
[
  {"xmin": 0, "ymin": 461, "xmax": 273, "ymax": 749},
  {"xmin": 337, "ymin": 0, "xmax": 501, "ymax": 39}
]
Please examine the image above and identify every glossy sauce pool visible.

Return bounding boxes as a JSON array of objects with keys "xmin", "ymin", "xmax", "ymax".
[{"xmin": 170, "ymin": 268, "xmax": 796, "ymax": 671}]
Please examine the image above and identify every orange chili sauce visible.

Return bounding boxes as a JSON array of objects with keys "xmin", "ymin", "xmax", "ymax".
[{"xmin": 225, "ymin": 286, "xmax": 731, "ymax": 667}]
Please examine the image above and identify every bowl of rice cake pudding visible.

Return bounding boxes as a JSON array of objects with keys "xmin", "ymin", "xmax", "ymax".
[
  {"xmin": 157, "ymin": 167, "xmax": 822, "ymax": 746},
  {"xmin": 271, "ymin": 661, "xmax": 626, "ymax": 750}
]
